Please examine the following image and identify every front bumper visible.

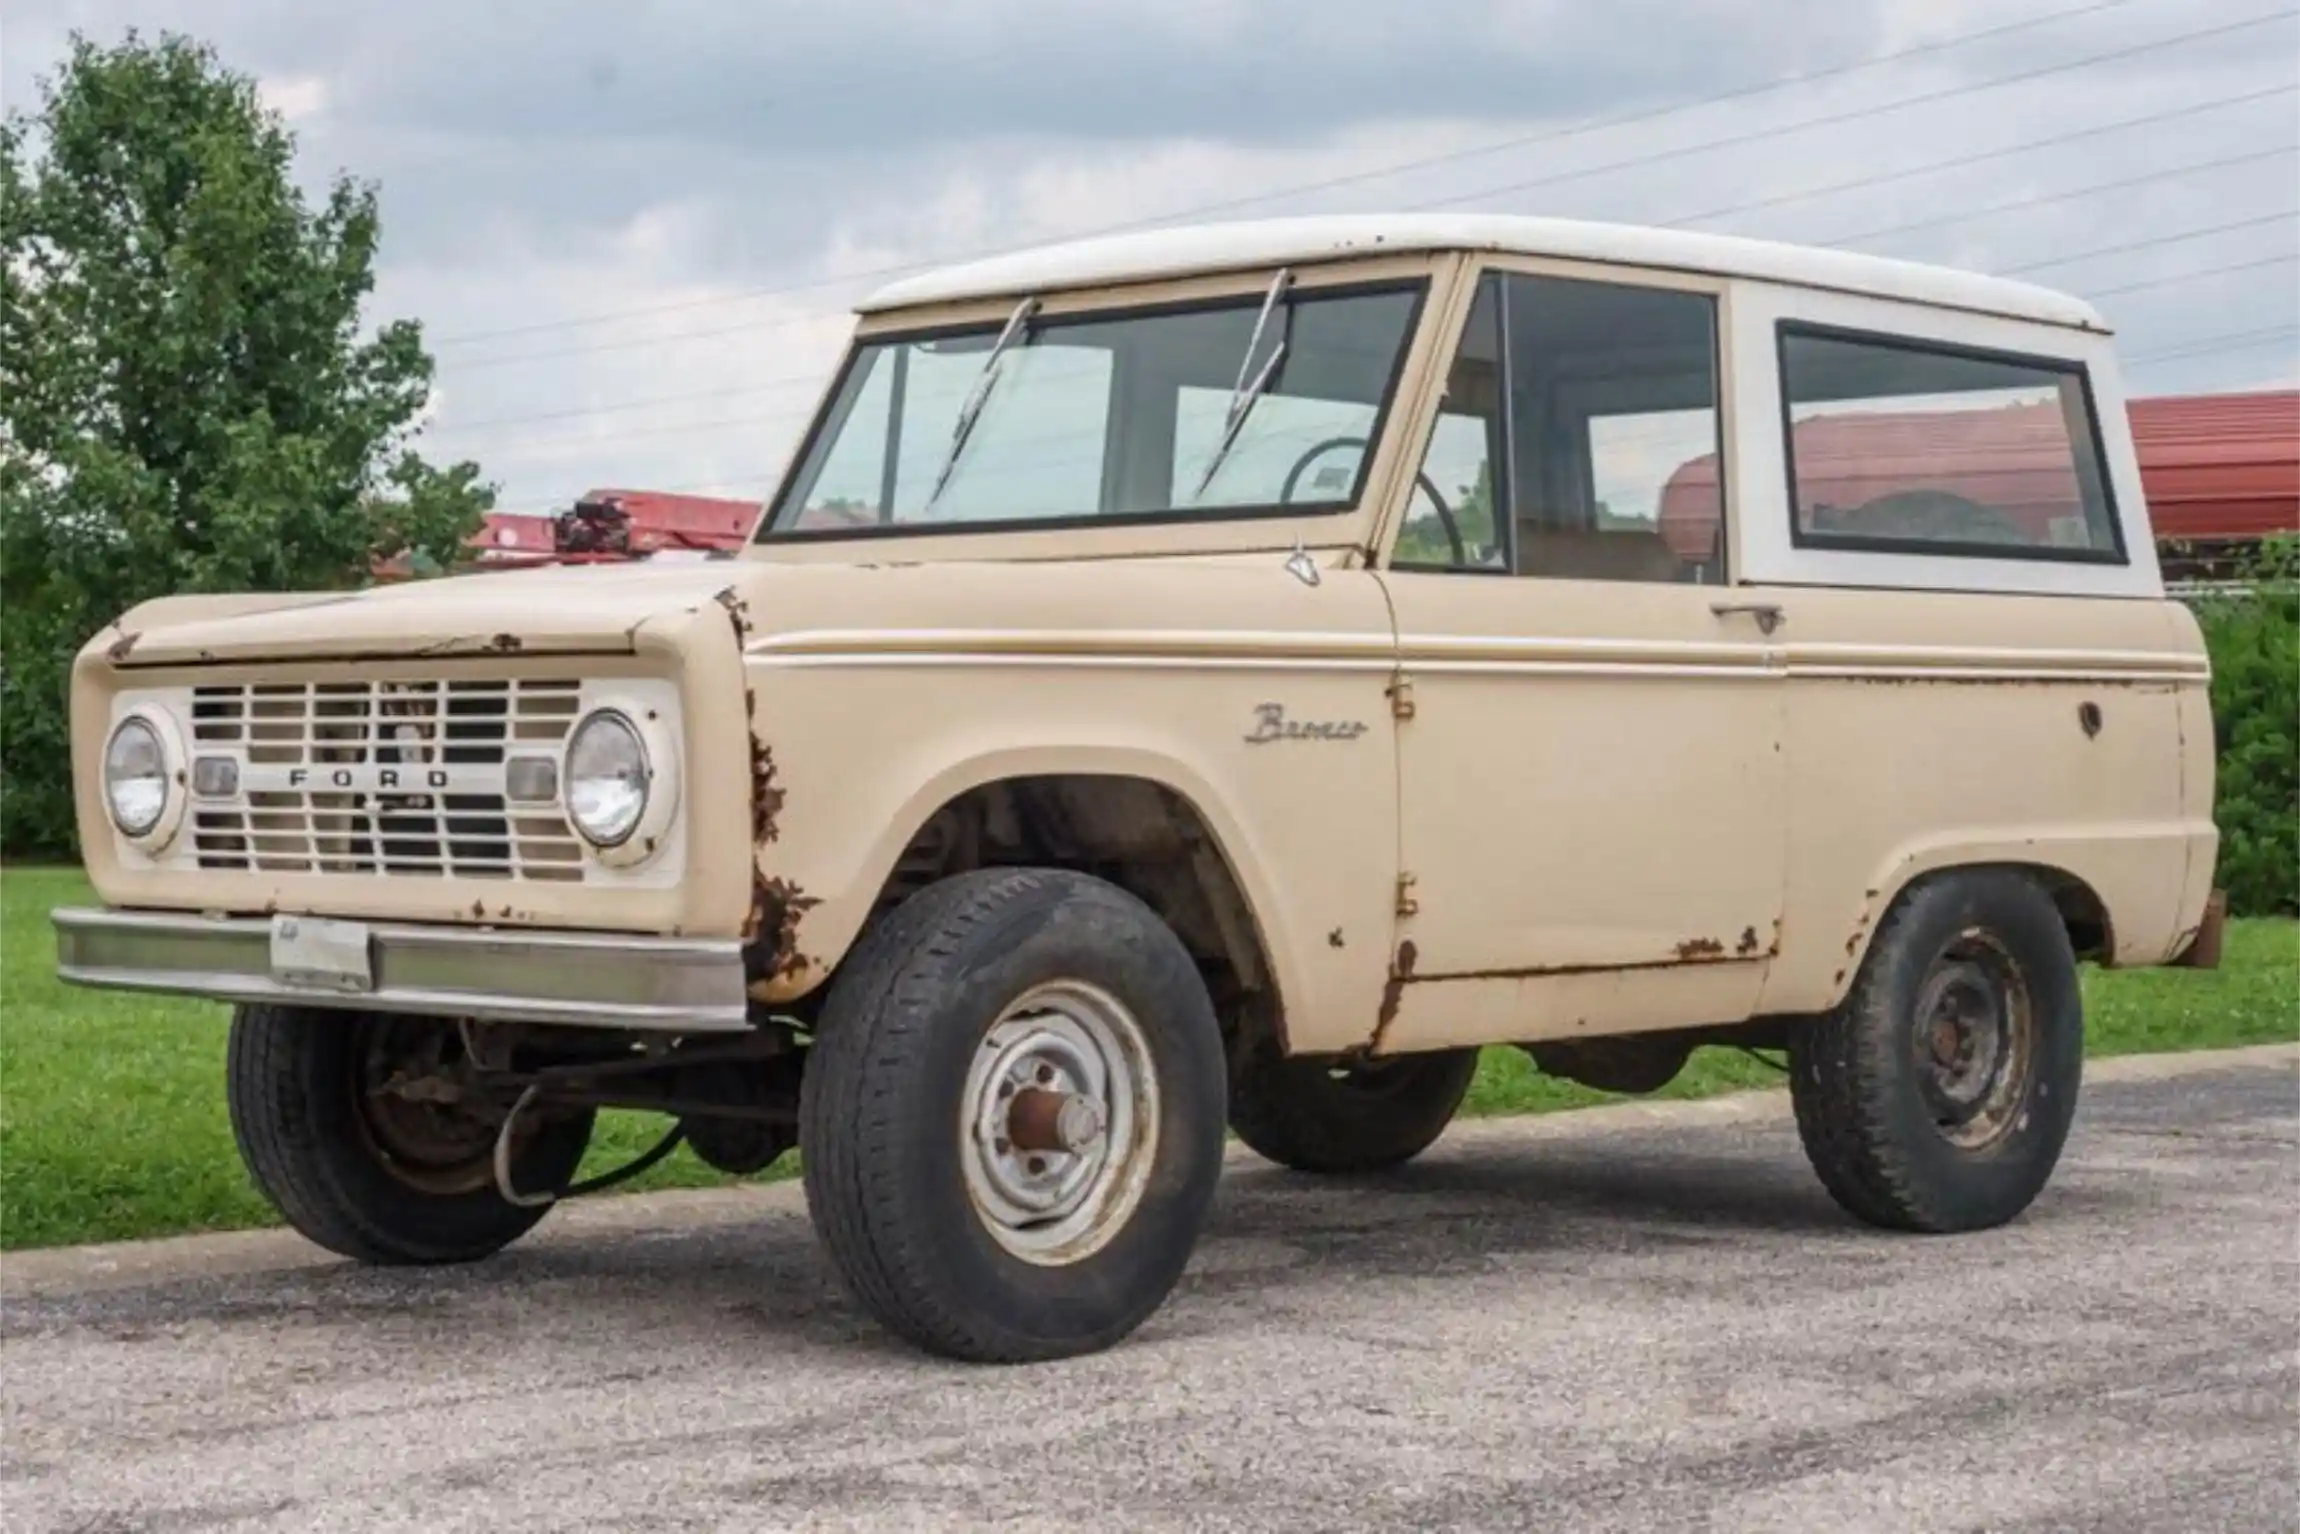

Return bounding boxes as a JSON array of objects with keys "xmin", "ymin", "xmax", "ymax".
[{"xmin": 51, "ymin": 908, "xmax": 749, "ymax": 1032}]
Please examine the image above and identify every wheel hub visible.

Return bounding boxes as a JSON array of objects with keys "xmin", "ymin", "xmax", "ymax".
[
  {"xmin": 1006, "ymin": 1085, "xmax": 1108, "ymax": 1155},
  {"xmin": 1911, "ymin": 935, "xmax": 2035, "ymax": 1150},
  {"xmin": 352, "ymin": 1017, "xmax": 509, "ymax": 1194},
  {"xmin": 961, "ymin": 981, "xmax": 1159, "ymax": 1266}
]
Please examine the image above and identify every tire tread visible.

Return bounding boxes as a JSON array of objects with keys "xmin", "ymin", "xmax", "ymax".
[
  {"xmin": 1789, "ymin": 870, "xmax": 2081, "ymax": 1234},
  {"xmin": 800, "ymin": 867, "xmax": 1221, "ymax": 1362}
]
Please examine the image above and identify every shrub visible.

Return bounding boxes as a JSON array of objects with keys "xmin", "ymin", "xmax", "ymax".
[{"xmin": 2193, "ymin": 535, "xmax": 2300, "ymax": 918}]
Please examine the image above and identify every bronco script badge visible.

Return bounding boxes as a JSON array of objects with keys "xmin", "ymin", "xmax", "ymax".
[{"xmin": 1244, "ymin": 703, "xmax": 1369, "ymax": 745}]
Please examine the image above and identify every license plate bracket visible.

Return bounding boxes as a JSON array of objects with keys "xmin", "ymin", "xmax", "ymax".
[{"xmin": 270, "ymin": 916, "xmax": 375, "ymax": 994}]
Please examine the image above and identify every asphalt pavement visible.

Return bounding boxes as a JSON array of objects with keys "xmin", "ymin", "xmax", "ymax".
[{"xmin": 3, "ymin": 1046, "xmax": 2293, "ymax": 1533}]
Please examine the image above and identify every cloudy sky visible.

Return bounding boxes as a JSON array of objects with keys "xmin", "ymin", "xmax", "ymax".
[{"xmin": 7, "ymin": 0, "xmax": 2297, "ymax": 515}]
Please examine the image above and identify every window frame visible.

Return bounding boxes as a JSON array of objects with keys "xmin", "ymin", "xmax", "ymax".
[
  {"xmin": 1773, "ymin": 319, "xmax": 2129, "ymax": 568},
  {"xmin": 756, "ymin": 277, "xmax": 1431, "ymax": 544},
  {"xmin": 1391, "ymin": 271, "xmax": 1517, "ymax": 576},
  {"xmin": 1382, "ymin": 259, "xmax": 1733, "ymax": 583}
]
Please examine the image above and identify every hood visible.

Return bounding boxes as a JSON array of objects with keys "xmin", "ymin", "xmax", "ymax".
[
  {"xmin": 99, "ymin": 560, "xmax": 770, "ymax": 668},
  {"xmin": 94, "ymin": 547, "xmax": 1367, "ymax": 670}
]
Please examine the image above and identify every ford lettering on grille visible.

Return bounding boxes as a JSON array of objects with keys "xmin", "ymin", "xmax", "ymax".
[{"xmin": 240, "ymin": 763, "xmax": 505, "ymax": 796}]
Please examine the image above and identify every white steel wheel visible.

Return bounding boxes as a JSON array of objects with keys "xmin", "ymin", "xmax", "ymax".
[
  {"xmin": 961, "ymin": 980, "xmax": 1161, "ymax": 1266},
  {"xmin": 800, "ymin": 868, "xmax": 1228, "ymax": 1364}
]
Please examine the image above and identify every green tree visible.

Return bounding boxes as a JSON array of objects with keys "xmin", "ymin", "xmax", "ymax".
[{"xmin": 1, "ymin": 32, "xmax": 491, "ymax": 854}]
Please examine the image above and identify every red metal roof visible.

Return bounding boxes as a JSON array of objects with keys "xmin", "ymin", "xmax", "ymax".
[{"xmin": 2127, "ymin": 390, "xmax": 2298, "ymax": 542}]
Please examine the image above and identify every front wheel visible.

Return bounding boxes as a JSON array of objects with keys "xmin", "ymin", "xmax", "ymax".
[
  {"xmin": 226, "ymin": 1005, "xmax": 594, "ymax": 1264},
  {"xmin": 799, "ymin": 868, "xmax": 1227, "ymax": 1363},
  {"xmin": 1789, "ymin": 871, "xmax": 2083, "ymax": 1233}
]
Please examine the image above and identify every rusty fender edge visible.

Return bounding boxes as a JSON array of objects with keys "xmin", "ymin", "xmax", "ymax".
[
  {"xmin": 737, "ymin": 724, "xmax": 819, "ymax": 986},
  {"xmin": 728, "ymin": 590, "xmax": 822, "ymax": 996},
  {"xmin": 2170, "ymin": 889, "xmax": 2228, "ymax": 970}
]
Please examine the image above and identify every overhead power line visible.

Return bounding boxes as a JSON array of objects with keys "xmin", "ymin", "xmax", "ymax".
[
  {"xmin": 430, "ymin": 5, "xmax": 2300, "ymax": 378},
  {"xmin": 428, "ymin": 0, "xmax": 2161, "ymax": 350},
  {"xmin": 1406, "ymin": 5, "xmax": 2299, "ymax": 215},
  {"xmin": 1662, "ymin": 83, "xmax": 2297, "ymax": 236},
  {"xmin": 2123, "ymin": 323, "xmax": 2300, "ymax": 366},
  {"xmin": 2088, "ymin": 250, "xmax": 2300, "ymax": 298},
  {"xmin": 2004, "ymin": 209, "xmax": 2299, "ymax": 273},
  {"xmin": 423, "ymin": 374, "xmax": 827, "ymax": 438},
  {"xmin": 1821, "ymin": 137, "xmax": 2299, "ymax": 250},
  {"xmin": 423, "ymin": 92, "xmax": 2299, "ymax": 445}
]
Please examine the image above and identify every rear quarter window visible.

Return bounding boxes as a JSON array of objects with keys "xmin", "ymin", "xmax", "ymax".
[{"xmin": 1776, "ymin": 324, "xmax": 2125, "ymax": 564}]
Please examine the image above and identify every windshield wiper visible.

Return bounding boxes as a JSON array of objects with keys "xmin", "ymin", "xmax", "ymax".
[
  {"xmin": 1191, "ymin": 268, "xmax": 1293, "ymax": 500},
  {"xmin": 921, "ymin": 295, "xmax": 1039, "ymax": 515}
]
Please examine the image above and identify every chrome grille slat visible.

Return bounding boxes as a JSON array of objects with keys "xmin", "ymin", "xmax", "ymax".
[{"xmin": 189, "ymin": 678, "xmax": 585, "ymax": 881}]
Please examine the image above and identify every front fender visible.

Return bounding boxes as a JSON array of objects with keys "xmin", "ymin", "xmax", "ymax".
[{"xmin": 743, "ymin": 650, "xmax": 1400, "ymax": 1055}]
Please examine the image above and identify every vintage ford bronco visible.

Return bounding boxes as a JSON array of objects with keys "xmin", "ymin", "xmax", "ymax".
[{"xmin": 55, "ymin": 215, "xmax": 2223, "ymax": 1362}]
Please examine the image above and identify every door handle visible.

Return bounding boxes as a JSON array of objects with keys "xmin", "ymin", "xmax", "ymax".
[{"xmin": 1710, "ymin": 601, "xmax": 1785, "ymax": 636}]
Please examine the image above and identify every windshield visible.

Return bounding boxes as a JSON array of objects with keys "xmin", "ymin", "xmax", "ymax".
[{"xmin": 760, "ymin": 280, "xmax": 1424, "ymax": 538}]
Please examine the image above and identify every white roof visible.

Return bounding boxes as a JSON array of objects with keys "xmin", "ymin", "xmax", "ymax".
[{"xmin": 858, "ymin": 214, "xmax": 2104, "ymax": 330}]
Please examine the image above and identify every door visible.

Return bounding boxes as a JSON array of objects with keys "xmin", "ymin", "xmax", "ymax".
[{"xmin": 1374, "ymin": 267, "xmax": 1786, "ymax": 1050}]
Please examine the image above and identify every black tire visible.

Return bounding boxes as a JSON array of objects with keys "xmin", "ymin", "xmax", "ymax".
[
  {"xmin": 799, "ymin": 868, "xmax": 1227, "ymax": 1363},
  {"xmin": 226, "ymin": 1005, "xmax": 594, "ymax": 1264},
  {"xmin": 1789, "ymin": 870, "xmax": 2083, "ymax": 1233},
  {"xmin": 1229, "ymin": 1044, "xmax": 1478, "ymax": 1173}
]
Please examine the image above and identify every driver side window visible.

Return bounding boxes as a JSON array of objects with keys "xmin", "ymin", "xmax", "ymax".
[{"xmin": 1399, "ymin": 270, "xmax": 1726, "ymax": 583}]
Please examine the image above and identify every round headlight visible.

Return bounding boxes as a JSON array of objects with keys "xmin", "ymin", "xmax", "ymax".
[
  {"xmin": 104, "ymin": 716, "xmax": 171, "ymax": 839},
  {"xmin": 565, "ymin": 709, "xmax": 650, "ymax": 848}
]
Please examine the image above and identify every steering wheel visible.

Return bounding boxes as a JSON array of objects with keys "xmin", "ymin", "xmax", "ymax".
[{"xmin": 1278, "ymin": 436, "xmax": 1465, "ymax": 567}]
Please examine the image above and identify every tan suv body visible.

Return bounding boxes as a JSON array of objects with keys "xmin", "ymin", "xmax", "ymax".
[{"xmin": 55, "ymin": 216, "xmax": 2222, "ymax": 1361}]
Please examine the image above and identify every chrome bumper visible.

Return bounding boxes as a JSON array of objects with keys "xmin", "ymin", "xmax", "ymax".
[{"xmin": 51, "ymin": 908, "xmax": 749, "ymax": 1032}]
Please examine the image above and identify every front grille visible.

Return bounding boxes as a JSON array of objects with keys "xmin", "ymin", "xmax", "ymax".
[{"xmin": 188, "ymin": 678, "xmax": 585, "ymax": 880}]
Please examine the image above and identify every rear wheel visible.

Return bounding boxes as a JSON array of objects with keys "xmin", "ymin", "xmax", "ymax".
[
  {"xmin": 1789, "ymin": 871, "xmax": 2082, "ymax": 1233},
  {"xmin": 799, "ymin": 868, "xmax": 1227, "ymax": 1363},
  {"xmin": 1229, "ymin": 1044, "xmax": 1479, "ymax": 1173},
  {"xmin": 226, "ymin": 1005, "xmax": 594, "ymax": 1264}
]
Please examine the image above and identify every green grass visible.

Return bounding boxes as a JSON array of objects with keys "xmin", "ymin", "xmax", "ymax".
[{"xmin": 3, "ymin": 865, "xmax": 2293, "ymax": 1251}]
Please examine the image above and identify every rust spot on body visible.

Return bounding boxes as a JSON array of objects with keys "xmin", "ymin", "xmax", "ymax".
[
  {"xmin": 1327, "ymin": 928, "xmax": 1345, "ymax": 948},
  {"xmin": 105, "ymin": 630, "xmax": 140, "ymax": 662},
  {"xmin": 749, "ymin": 874, "xmax": 821, "ymax": 981},
  {"xmin": 487, "ymin": 633, "xmax": 522, "ymax": 652},
  {"xmin": 1734, "ymin": 926, "xmax": 1760, "ymax": 957},
  {"xmin": 739, "ymin": 707, "xmax": 810, "ymax": 975},
  {"xmin": 749, "ymin": 731, "xmax": 785, "ymax": 846},
  {"xmin": 715, "ymin": 586, "xmax": 753, "ymax": 643},
  {"xmin": 1372, "ymin": 939, "xmax": 1418, "ymax": 1047},
  {"xmin": 1675, "ymin": 936, "xmax": 1726, "ymax": 961}
]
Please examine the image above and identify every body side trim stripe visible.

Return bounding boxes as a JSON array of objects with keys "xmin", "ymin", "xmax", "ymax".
[{"xmin": 746, "ymin": 627, "xmax": 2206, "ymax": 682}]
